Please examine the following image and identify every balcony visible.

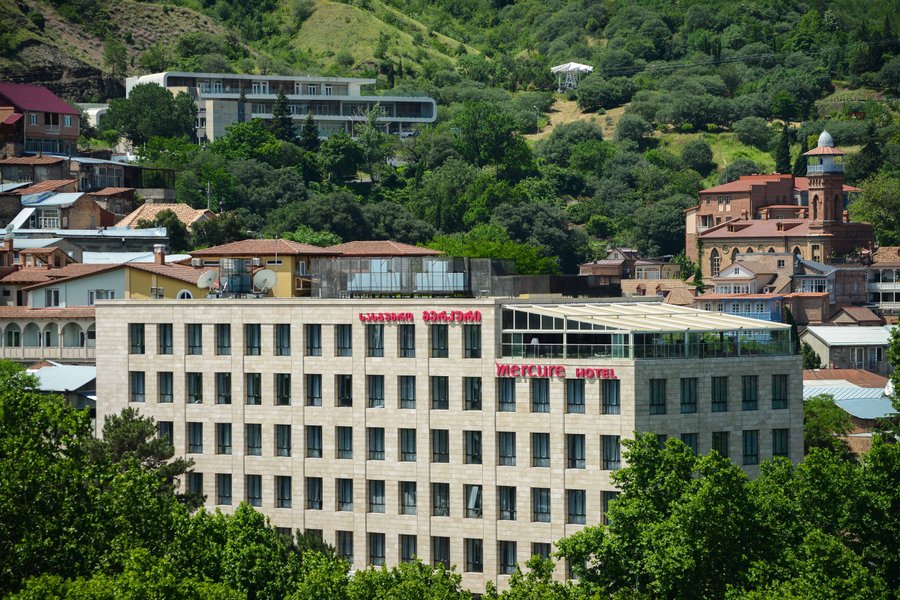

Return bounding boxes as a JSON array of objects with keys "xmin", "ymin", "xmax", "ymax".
[
  {"xmin": 806, "ymin": 164, "xmax": 843, "ymax": 174},
  {"xmin": 0, "ymin": 345, "xmax": 95, "ymax": 362},
  {"xmin": 868, "ymin": 281, "xmax": 900, "ymax": 292}
]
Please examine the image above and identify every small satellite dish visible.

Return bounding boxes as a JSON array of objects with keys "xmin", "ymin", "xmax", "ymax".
[
  {"xmin": 197, "ymin": 270, "xmax": 218, "ymax": 289},
  {"xmin": 252, "ymin": 269, "xmax": 277, "ymax": 292}
]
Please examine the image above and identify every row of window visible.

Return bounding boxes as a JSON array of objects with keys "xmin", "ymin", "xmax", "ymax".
[
  {"xmin": 129, "ymin": 323, "xmax": 482, "ymax": 359},
  {"xmin": 193, "ymin": 472, "xmax": 615, "ymax": 531},
  {"xmin": 649, "ymin": 374, "xmax": 789, "ymax": 414}
]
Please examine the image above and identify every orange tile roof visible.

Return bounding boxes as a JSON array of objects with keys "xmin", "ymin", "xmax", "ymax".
[
  {"xmin": 699, "ymin": 219, "xmax": 812, "ymax": 239},
  {"xmin": 324, "ymin": 240, "xmax": 443, "ymax": 256},
  {"xmin": 872, "ymin": 246, "xmax": 900, "ymax": 266},
  {"xmin": 12, "ymin": 180, "xmax": 75, "ymax": 195},
  {"xmin": 117, "ymin": 203, "xmax": 212, "ymax": 230},
  {"xmin": 0, "ymin": 155, "xmax": 65, "ymax": 165},
  {"xmin": 0, "ymin": 306, "xmax": 95, "ymax": 319},
  {"xmin": 700, "ymin": 174, "xmax": 790, "ymax": 194},
  {"xmin": 803, "ymin": 146, "xmax": 846, "ymax": 156},
  {"xmin": 16, "ymin": 264, "xmax": 120, "ymax": 289},
  {"xmin": 127, "ymin": 263, "xmax": 205, "ymax": 286},
  {"xmin": 0, "ymin": 269, "xmax": 55, "ymax": 284},
  {"xmin": 190, "ymin": 238, "xmax": 339, "ymax": 257}
]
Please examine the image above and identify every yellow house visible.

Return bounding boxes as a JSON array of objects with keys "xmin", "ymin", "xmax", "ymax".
[
  {"xmin": 189, "ymin": 239, "xmax": 339, "ymax": 298},
  {"xmin": 123, "ymin": 263, "xmax": 206, "ymax": 300}
]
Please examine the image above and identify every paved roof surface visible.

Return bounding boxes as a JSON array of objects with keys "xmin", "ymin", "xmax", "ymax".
[
  {"xmin": 324, "ymin": 240, "xmax": 443, "ymax": 256},
  {"xmin": 0, "ymin": 82, "xmax": 79, "ymax": 114},
  {"xmin": 0, "ymin": 181, "xmax": 31, "ymax": 193},
  {"xmin": 117, "ymin": 203, "xmax": 211, "ymax": 229},
  {"xmin": 803, "ymin": 325, "xmax": 892, "ymax": 346},
  {"xmin": 82, "ymin": 251, "xmax": 191, "ymax": 264},
  {"xmin": 190, "ymin": 238, "xmax": 338, "ymax": 257},
  {"xmin": 834, "ymin": 397, "xmax": 896, "ymax": 420},
  {"xmin": 22, "ymin": 192, "xmax": 83, "ymax": 207}
]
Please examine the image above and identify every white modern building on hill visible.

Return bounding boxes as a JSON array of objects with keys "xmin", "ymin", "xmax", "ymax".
[
  {"xmin": 96, "ymin": 298, "xmax": 802, "ymax": 592},
  {"xmin": 126, "ymin": 72, "xmax": 437, "ymax": 142}
]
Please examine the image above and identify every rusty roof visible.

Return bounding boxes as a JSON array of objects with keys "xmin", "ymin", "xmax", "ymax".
[
  {"xmin": 190, "ymin": 238, "xmax": 339, "ymax": 257},
  {"xmin": 803, "ymin": 368, "xmax": 889, "ymax": 388},
  {"xmin": 0, "ymin": 155, "xmax": 65, "ymax": 165},
  {"xmin": 88, "ymin": 187, "xmax": 135, "ymax": 196},
  {"xmin": 12, "ymin": 180, "xmax": 76, "ymax": 195},
  {"xmin": 324, "ymin": 240, "xmax": 443, "ymax": 256}
]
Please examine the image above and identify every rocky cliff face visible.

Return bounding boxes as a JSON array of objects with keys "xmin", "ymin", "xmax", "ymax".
[{"xmin": 3, "ymin": 41, "xmax": 123, "ymax": 101}]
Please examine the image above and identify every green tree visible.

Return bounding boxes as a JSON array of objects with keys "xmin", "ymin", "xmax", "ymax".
[
  {"xmin": 888, "ymin": 325, "xmax": 900, "ymax": 415},
  {"xmin": 681, "ymin": 138, "xmax": 715, "ymax": 176},
  {"xmin": 534, "ymin": 120, "xmax": 604, "ymax": 167},
  {"xmin": 356, "ymin": 104, "xmax": 395, "ymax": 181},
  {"xmin": 793, "ymin": 135, "xmax": 809, "ymax": 177},
  {"xmin": 136, "ymin": 209, "xmax": 191, "ymax": 252},
  {"xmin": 211, "ymin": 119, "xmax": 282, "ymax": 164},
  {"xmin": 411, "ymin": 157, "xmax": 480, "ymax": 233},
  {"xmin": 138, "ymin": 42, "xmax": 173, "ymax": 73},
  {"xmin": 191, "ymin": 211, "xmax": 250, "ymax": 248},
  {"xmin": 451, "ymin": 102, "xmax": 518, "ymax": 167},
  {"xmin": 803, "ymin": 394, "xmax": 852, "ymax": 455},
  {"xmin": 318, "ymin": 132, "xmax": 364, "ymax": 183},
  {"xmin": 104, "ymin": 84, "xmax": 197, "ymax": 146},
  {"xmin": 800, "ymin": 340, "xmax": 822, "ymax": 369},
  {"xmin": 614, "ymin": 113, "xmax": 652, "ymax": 144},
  {"xmin": 281, "ymin": 224, "xmax": 342, "ymax": 247},
  {"xmin": 103, "ymin": 38, "xmax": 127, "ymax": 79},
  {"xmin": 300, "ymin": 114, "xmax": 320, "ymax": 152},
  {"xmin": 347, "ymin": 560, "xmax": 469, "ymax": 599},
  {"xmin": 774, "ymin": 123, "xmax": 791, "ymax": 174},
  {"xmin": 427, "ymin": 223, "xmax": 558, "ymax": 275},
  {"xmin": 849, "ymin": 173, "xmax": 900, "ymax": 245},
  {"xmin": 270, "ymin": 90, "xmax": 296, "ymax": 143},
  {"xmin": 733, "ymin": 116, "xmax": 772, "ymax": 149},
  {"xmin": 719, "ymin": 158, "xmax": 761, "ymax": 184}
]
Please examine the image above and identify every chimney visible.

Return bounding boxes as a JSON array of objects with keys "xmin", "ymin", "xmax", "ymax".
[
  {"xmin": 741, "ymin": 209, "xmax": 748, "ymax": 220},
  {"xmin": 153, "ymin": 244, "xmax": 166, "ymax": 265}
]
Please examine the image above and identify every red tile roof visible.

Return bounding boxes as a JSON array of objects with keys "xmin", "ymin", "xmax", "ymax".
[
  {"xmin": 803, "ymin": 146, "xmax": 846, "ymax": 156},
  {"xmin": 0, "ymin": 306, "xmax": 95, "ymax": 319},
  {"xmin": 324, "ymin": 240, "xmax": 443, "ymax": 256},
  {"xmin": 0, "ymin": 82, "xmax": 79, "ymax": 115},
  {"xmin": 700, "ymin": 174, "xmax": 790, "ymax": 194},
  {"xmin": 3, "ymin": 113, "xmax": 22, "ymax": 125},
  {"xmin": 10, "ymin": 264, "xmax": 120, "ymax": 289},
  {"xmin": 12, "ymin": 179, "xmax": 76, "ymax": 195},
  {"xmin": 0, "ymin": 155, "xmax": 65, "ymax": 165},
  {"xmin": 699, "ymin": 219, "xmax": 811, "ymax": 239},
  {"xmin": 190, "ymin": 238, "xmax": 339, "ymax": 257},
  {"xmin": 116, "ymin": 203, "xmax": 212, "ymax": 230},
  {"xmin": 127, "ymin": 263, "xmax": 205, "ymax": 286}
]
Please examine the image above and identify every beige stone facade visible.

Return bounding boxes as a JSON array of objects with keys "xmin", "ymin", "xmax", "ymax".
[{"xmin": 96, "ymin": 298, "xmax": 803, "ymax": 593}]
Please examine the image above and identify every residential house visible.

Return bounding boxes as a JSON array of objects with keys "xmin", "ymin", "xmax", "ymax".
[
  {"xmin": 10, "ymin": 191, "xmax": 115, "ymax": 232},
  {"xmin": 634, "ymin": 259, "xmax": 679, "ymax": 280},
  {"xmin": 800, "ymin": 326, "xmax": 893, "ymax": 376},
  {"xmin": 69, "ymin": 156, "xmax": 143, "ymax": 193},
  {"xmin": 866, "ymin": 246, "xmax": 900, "ymax": 320},
  {"xmin": 0, "ymin": 155, "xmax": 66, "ymax": 183},
  {"xmin": 829, "ymin": 306, "xmax": 882, "ymax": 327},
  {"xmin": 0, "ymin": 82, "xmax": 80, "ymax": 156},
  {"xmin": 87, "ymin": 188, "xmax": 137, "ymax": 221},
  {"xmin": 0, "ymin": 306, "xmax": 96, "ymax": 363}
]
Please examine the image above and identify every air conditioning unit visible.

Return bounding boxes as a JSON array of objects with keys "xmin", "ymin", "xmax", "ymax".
[
  {"xmin": 250, "ymin": 257, "xmax": 262, "ymax": 267},
  {"xmin": 150, "ymin": 287, "xmax": 164, "ymax": 299},
  {"xmin": 191, "ymin": 258, "xmax": 203, "ymax": 267}
]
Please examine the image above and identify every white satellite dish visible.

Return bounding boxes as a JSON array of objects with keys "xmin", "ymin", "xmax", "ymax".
[
  {"xmin": 196, "ymin": 270, "xmax": 218, "ymax": 289},
  {"xmin": 252, "ymin": 269, "xmax": 277, "ymax": 292}
]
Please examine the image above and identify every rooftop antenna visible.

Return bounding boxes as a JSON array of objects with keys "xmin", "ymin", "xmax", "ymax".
[
  {"xmin": 197, "ymin": 269, "xmax": 218, "ymax": 290},
  {"xmin": 252, "ymin": 269, "xmax": 277, "ymax": 295}
]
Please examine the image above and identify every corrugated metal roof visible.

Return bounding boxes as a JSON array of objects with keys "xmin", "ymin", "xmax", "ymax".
[
  {"xmin": 12, "ymin": 238, "xmax": 64, "ymax": 249},
  {"xmin": 27, "ymin": 364, "xmax": 96, "ymax": 392},
  {"xmin": 9, "ymin": 207, "xmax": 35, "ymax": 230},
  {"xmin": 21, "ymin": 192, "xmax": 83, "ymax": 207},
  {"xmin": 0, "ymin": 181, "xmax": 31, "ymax": 193},
  {"xmin": 834, "ymin": 397, "xmax": 896, "ymax": 420},
  {"xmin": 803, "ymin": 326, "xmax": 892, "ymax": 346},
  {"xmin": 803, "ymin": 384, "xmax": 886, "ymax": 401},
  {"xmin": 82, "ymin": 251, "xmax": 191, "ymax": 264}
]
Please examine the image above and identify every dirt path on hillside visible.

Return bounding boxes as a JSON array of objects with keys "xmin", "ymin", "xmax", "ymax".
[{"xmin": 525, "ymin": 98, "xmax": 627, "ymax": 141}]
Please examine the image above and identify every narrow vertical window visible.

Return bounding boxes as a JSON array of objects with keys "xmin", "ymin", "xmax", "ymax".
[
  {"xmin": 465, "ymin": 538, "xmax": 483, "ymax": 572},
  {"xmin": 246, "ymin": 474, "xmax": 262, "ymax": 507},
  {"xmin": 158, "ymin": 372, "xmax": 173, "ymax": 403},
  {"xmin": 305, "ymin": 324, "xmax": 322, "ymax": 356},
  {"xmin": 567, "ymin": 489, "xmax": 586, "ymax": 524},
  {"xmin": 275, "ymin": 373, "xmax": 291, "ymax": 406},
  {"xmin": 186, "ymin": 324, "xmax": 202, "ymax": 355},
  {"xmin": 602, "ymin": 379, "xmax": 620, "ymax": 414},
  {"xmin": 681, "ymin": 432, "xmax": 698, "ymax": 454},
  {"xmin": 306, "ymin": 374, "xmax": 322, "ymax": 406},
  {"xmin": 336, "ymin": 426, "xmax": 353, "ymax": 459},
  {"xmin": 498, "ymin": 378, "xmax": 516, "ymax": 412},
  {"xmin": 275, "ymin": 324, "xmax": 291, "ymax": 356},
  {"xmin": 498, "ymin": 541, "xmax": 517, "ymax": 575},
  {"xmin": 567, "ymin": 434, "xmax": 585, "ymax": 469},
  {"xmin": 368, "ymin": 427, "xmax": 385, "ymax": 460},
  {"xmin": 157, "ymin": 324, "xmax": 173, "ymax": 354},
  {"xmin": 337, "ymin": 478, "xmax": 353, "ymax": 511},
  {"xmin": 366, "ymin": 324, "xmax": 384, "ymax": 357},
  {"xmin": 216, "ymin": 474, "xmax": 232, "ymax": 505},
  {"xmin": 215, "ymin": 372, "xmax": 231, "ymax": 404},
  {"xmin": 772, "ymin": 374, "xmax": 788, "ymax": 409},
  {"xmin": 367, "ymin": 375, "xmax": 384, "ymax": 408},
  {"xmin": 742, "ymin": 375, "xmax": 758, "ymax": 411},
  {"xmin": 711, "ymin": 377, "xmax": 728, "ymax": 412},
  {"xmin": 772, "ymin": 428, "xmax": 789, "ymax": 458},
  {"xmin": 400, "ymin": 481, "xmax": 417, "ymax": 515},
  {"xmin": 368, "ymin": 480, "xmax": 385, "ymax": 513},
  {"xmin": 649, "ymin": 379, "xmax": 667, "ymax": 414},
  {"xmin": 498, "ymin": 432, "xmax": 516, "ymax": 466},
  {"xmin": 743, "ymin": 430, "xmax": 759, "ymax": 465},
  {"xmin": 246, "ymin": 424, "xmax": 262, "ymax": 455},
  {"xmin": 304, "ymin": 477, "xmax": 320, "ymax": 509},
  {"xmin": 186, "ymin": 372, "xmax": 203, "ymax": 404},
  {"xmin": 464, "ymin": 377, "xmax": 482, "ymax": 410},
  {"xmin": 432, "ymin": 483, "xmax": 450, "ymax": 516},
  {"xmin": 430, "ymin": 324, "xmax": 448, "ymax": 358},
  {"xmin": 216, "ymin": 423, "xmax": 232, "ymax": 455},
  {"xmin": 129, "ymin": 371, "xmax": 145, "ymax": 402},
  {"xmin": 463, "ymin": 324, "xmax": 481, "ymax": 358},
  {"xmin": 245, "ymin": 324, "xmax": 261, "ymax": 356},
  {"xmin": 531, "ymin": 378, "xmax": 549, "ymax": 413},
  {"xmin": 400, "ymin": 429, "xmax": 417, "ymax": 461},
  {"xmin": 245, "ymin": 373, "xmax": 261, "ymax": 405},
  {"xmin": 532, "ymin": 433, "xmax": 550, "ymax": 467},
  {"xmin": 431, "ymin": 429, "xmax": 449, "ymax": 463},
  {"xmin": 566, "ymin": 379, "xmax": 585, "ymax": 414},
  {"xmin": 602, "ymin": 435, "xmax": 621, "ymax": 470},
  {"xmin": 712, "ymin": 431, "xmax": 729, "ymax": 457},
  {"xmin": 399, "ymin": 375, "xmax": 416, "ymax": 409},
  {"xmin": 532, "ymin": 488, "xmax": 550, "ymax": 522},
  {"xmin": 498, "ymin": 486, "xmax": 516, "ymax": 520},
  {"xmin": 335, "ymin": 324, "xmax": 352, "ymax": 356},
  {"xmin": 275, "ymin": 424, "xmax": 291, "ymax": 457},
  {"xmin": 277, "ymin": 476, "xmax": 293, "ymax": 508},
  {"xmin": 215, "ymin": 324, "xmax": 231, "ymax": 355},
  {"xmin": 430, "ymin": 376, "xmax": 448, "ymax": 409},
  {"xmin": 336, "ymin": 374, "xmax": 352, "ymax": 407},
  {"xmin": 465, "ymin": 484, "xmax": 483, "ymax": 518},
  {"xmin": 464, "ymin": 430, "xmax": 482, "ymax": 464},
  {"xmin": 398, "ymin": 324, "xmax": 415, "ymax": 358},
  {"xmin": 306, "ymin": 425, "xmax": 322, "ymax": 458},
  {"xmin": 129, "ymin": 323, "xmax": 145, "ymax": 354}
]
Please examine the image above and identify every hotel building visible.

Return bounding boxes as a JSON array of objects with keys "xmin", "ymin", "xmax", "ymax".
[
  {"xmin": 125, "ymin": 72, "xmax": 437, "ymax": 142},
  {"xmin": 96, "ymin": 298, "xmax": 802, "ymax": 592}
]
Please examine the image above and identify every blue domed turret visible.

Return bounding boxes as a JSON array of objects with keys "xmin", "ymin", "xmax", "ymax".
[
  {"xmin": 804, "ymin": 130, "xmax": 845, "ymax": 175},
  {"xmin": 817, "ymin": 130, "xmax": 834, "ymax": 148}
]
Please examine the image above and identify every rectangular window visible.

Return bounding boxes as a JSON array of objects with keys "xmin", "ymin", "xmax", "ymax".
[
  {"xmin": 742, "ymin": 376, "xmax": 758, "ymax": 411},
  {"xmin": 772, "ymin": 374, "xmax": 788, "ymax": 409},
  {"xmin": 216, "ymin": 473, "xmax": 232, "ymax": 505},
  {"xmin": 306, "ymin": 425, "xmax": 322, "ymax": 458},
  {"xmin": 368, "ymin": 480, "xmax": 385, "ymax": 513},
  {"xmin": 498, "ymin": 378, "xmax": 516, "ymax": 412},
  {"xmin": 566, "ymin": 379, "xmax": 585, "ymax": 414},
  {"xmin": 532, "ymin": 488, "xmax": 551, "ymax": 522},
  {"xmin": 337, "ymin": 478, "xmax": 353, "ymax": 511},
  {"xmin": 400, "ymin": 481, "xmax": 417, "ymax": 515},
  {"xmin": 277, "ymin": 476, "xmax": 293, "ymax": 508},
  {"xmin": 186, "ymin": 324, "xmax": 203, "ymax": 355},
  {"xmin": 129, "ymin": 323, "xmax": 145, "ymax": 354},
  {"xmin": 433, "ymin": 537, "xmax": 450, "ymax": 568},
  {"xmin": 532, "ymin": 543, "xmax": 551, "ymax": 560},
  {"xmin": 157, "ymin": 324, "xmax": 173, "ymax": 354},
  {"xmin": 498, "ymin": 486, "xmax": 517, "ymax": 521},
  {"xmin": 712, "ymin": 431, "xmax": 729, "ymax": 457},
  {"xmin": 275, "ymin": 373, "xmax": 291, "ymax": 406},
  {"xmin": 464, "ymin": 430, "xmax": 482, "ymax": 464},
  {"xmin": 306, "ymin": 374, "xmax": 322, "ymax": 406},
  {"xmin": 129, "ymin": 371, "xmax": 145, "ymax": 402},
  {"xmin": 602, "ymin": 379, "xmax": 620, "ymax": 415},
  {"xmin": 430, "ymin": 376, "xmax": 448, "ymax": 410},
  {"xmin": 275, "ymin": 424, "xmax": 292, "ymax": 457},
  {"xmin": 431, "ymin": 429, "xmax": 449, "ymax": 463},
  {"xmin": 681, "ymin": 432, "xmax": 698, "ymax": 454},
  {"xmin": 367, "ymin": 324, "xmax": 384, "ymax": 357},
  {"xmin": 367, "ymin": 375, "xmax": 385, "ymax": 408},
  {"xmin": 602, "ymin": 435, "xmax": 621, "ymax": 470},
  {"xmin": 399, "ymin": 324, "xmax": 415, "ymax": 358},
  {"xmin": 246, "ymin": 474, "xmax": 262, "ymax": 507},
  {"xmin": 430, "ymin": 324, "xmax": 448, "ymax": 358},
  {"xmin": 567, "ymin": 489, "xmax": 586, "ymax": 524},
  {"xmin": 305, "ymin": 324, "xmax": 322, "ymax": 356},
  {"xmin": 245, "ymin": 373, "xmax": 261, "ymax": 405},
  {"xmin": 45, "ymin": 289, "xmax": 59, "ymax": 307},
  {"xmin": 335, "ymin": 324, "xmax": 352, "ymax": 356},
  {"xmin": 649, "ymin": 379, "xmax": 667, "ymax": 414},
  {"xmin": 215, "ymin": 324, "xmax": 231, "ymax": 355},
  {"xmin": 337, "ymin": 531, "xmax": 353, "ymax": 564},
  {"xmin": 465, "ymin": 538, "xmax": 483, "ymax": 573},
  {"xmin": 498, "ymin": 432, "xmax": 516, "ymax": 466},
  {"xmin": 680, "ymin": 378, "xmax": 698, "ymax": 414},
  {"xmin": 464, "ymin": 324, "xmax": 481, "ymax": 358},
  {"xmin": 567, "ymin": 434, "xmax": 586, "ymax": 469},
  {"xmin": 157, "ymin": 421, "xmax": 173, "ymax": 444},
  {"xmin": 399, "ymin": 375, "xmax": 416, "ymax": 409},
  {"xmin": 216, "ymin": 423, "xmax": 232, "ymax": 455},
  {"xmin": 499, "ymin": 541, "xmax": 517, "ymax": 575},
  {"xmin": 464, "ymin": 377, "xmax": 482, "ymax": 410},
  {"xmin": 336, "ymin": 426, "xmax": 353, "ymax": 459},
  {"xmin": 336, "ymin": 374, "xmax": 353, "ymax": 407},
  {"xmin": 215, "ymin": 372, "xmax": 231, "ymax": 404},
  {"xmin": 186, "ymin": 372, "xmax": 203, "ymax": 404},
  {"xmin": 773, "ymin": 428, "xmax": 789, "ymax": 457},
  {"xmin": 400, "ymin": 535, "xmax": 417, "ymax": 564},
  {"xmin": 368, "ymin": 427, "xmax": 385, "ymax": 460},
  {"xmin": 465, "ymin": 484, "xmax": 483, "ymax": 518},
  {"xmin": 244, "ymin": 324, "xmax": 261, "ymax": 356},
  {"xmin": 246, "ymin": 424, "xmax": 262, "ymax": 456},
  {"xmin": 400, "ymin": 429, "xmax": 417, "ymax": 462},
  {"xmin": 274, "ymin": 324, "xmax": 291, "ymax": 356},
  {"xmin": 531, "ymin": 379, "xmax": 550, "ymax": 413},
  {"xmin": 743, "ymin": 430, "xmax": 759, "ymax": 465},
  {"xmin": 532, "ymin": 432, "xmax": 550, "ymax": 467},
  {"xmin": 602, "ymin": 491, "xmax": 619, "ymax": 525},
  {"xmin": 304, "ymin": 477, "xmax": 321, "ymax": 509},
  {"xmin": 64, "ymin": 115, "xmax": 73, "ymax": 128},
  {"xmin": 711, "ymin": 376, "xmax": 728, "ymax": 412},
  {"xmin": 158, "ymin": 372, "xmax": 173, "ymax": 403},
  {"xmin": 432, "ymin": 482, "xmax": 450, "ymax": 516},
  {"xmin": 187, "ymin": 472, "xmax": 203, "ymax": 497},
  {"xmin": 187, "ymin": 422, "xmax": 203, "ymax": 454}
]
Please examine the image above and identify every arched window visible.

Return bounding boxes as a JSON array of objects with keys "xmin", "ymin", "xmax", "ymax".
[
  {"xmin": 710, "ymin": 250, "xmax": 721, "ymax": 276},
  {"xmin": 746, "ymin": 247, "xmax": 754, "ymax": 254},
  {"xmin": 811, "ymin": 195, "xmax": 819, "ymax": 220},
  {"xmin": 767, "ymin": 247, "xmax": 776, "ymax": 253},
  {"xmin": 792, "ymin": 247, "xmax": 802, "ymax": 258},
  {"xmin": 176, "ymin": 289, "xmax": 194, "ymax": 300}
]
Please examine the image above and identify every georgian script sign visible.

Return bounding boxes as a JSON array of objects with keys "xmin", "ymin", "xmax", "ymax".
[
  {"xmin": 495, "ymin": 363, "xmax": 618, "ymax": 379},
  {"xmin": 358, "ymin": 310, "xmax": 482, "ymax": 323},
  {"xmin": 358, "ymin": 312, "xmax": 415, "ymax": 323}
]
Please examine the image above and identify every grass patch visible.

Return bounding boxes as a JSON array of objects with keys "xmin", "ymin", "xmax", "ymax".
[{"xmin": 659, "ymin": 132, "xmax": 776, "ymax": 185}]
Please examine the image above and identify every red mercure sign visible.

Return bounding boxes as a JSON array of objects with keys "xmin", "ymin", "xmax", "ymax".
[
  {"xmin": 358, "ymin": 310, "xmax": 482, "ymax": 323},
  {"xmin": 495, "ymin": 363, "xmax": 618, "ymax": 380}
]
